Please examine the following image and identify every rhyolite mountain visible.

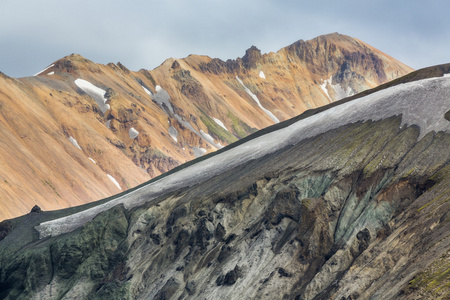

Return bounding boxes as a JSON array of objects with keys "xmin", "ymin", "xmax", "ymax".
[
  {"xmin": 0, "ymin": 33, "xmax": 412, "ymax": 220},
  {"xmin": 0, "ymin": 64, "xmax": 449, "ymax": 299}
]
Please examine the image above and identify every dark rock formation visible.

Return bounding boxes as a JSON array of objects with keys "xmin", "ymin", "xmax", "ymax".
[
  {"xmin": 30, "ymin": 205, "xmax": 42, "ymax": 213},
  {"xmin": 242, "ymin": 46, "xmax": 262, "ymax": 69}
]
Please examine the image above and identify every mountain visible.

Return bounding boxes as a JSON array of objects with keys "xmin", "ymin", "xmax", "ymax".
[
  {"xmin": 0, "ymin": 33, "xmax": 413, "ymax": 220},
  {"xmin": 0, "ymin": 64, "xmax": 449, "ymax": 299}
]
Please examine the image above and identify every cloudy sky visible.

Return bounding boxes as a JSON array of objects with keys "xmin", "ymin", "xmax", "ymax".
[{"xmin": 1, "ymin": 0, "xmax": 448, "ymax": 78}]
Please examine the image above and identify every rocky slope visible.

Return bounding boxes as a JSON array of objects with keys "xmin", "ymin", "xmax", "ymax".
[
  {"xmin": 0, "ymin": 64, "xmax": 448, "ymax": 299},
  {"xmin": 0, "ymin": 33, "xmax": 412, "ymax": 220}
]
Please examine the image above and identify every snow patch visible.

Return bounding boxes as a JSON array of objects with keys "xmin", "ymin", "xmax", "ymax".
[
  {"xmin": 68, "ymin": 136, "xmax": 82, "ymax": 150},
  {"xmin": 107, "ymin": 174, "xmax": 122, "ymax": 190},
  {"xmin": 444, "ymin": 73, "xmax": 450, "ymax": 78},
  {"xmin": 333, "ymin": 84, "xmax": 354, "ymax": 100},
  {"xmin": 320, "ymin": 77, "xmax": 331, "ymax": 99},
  {"xmin": 259, "ymin": 71, "xmax": 266, "ymax": 79},
  {"xmin": 142, "ymin": 85, "xmax": 153, "ymax": 96},
  {"xmin": 320, "ymin": 76, "xmax": 354, "ymax": 101},
  {"xmin": 169, "ymin": 126, "xmax": 178, "ymax": 142},
  {"xmin": 193, "ymin": 147, "xmax": 207, "ymax": 158},
  {"xmin": 129, "ymin": 127, "xmax": 139, "ymax": 139},
  {"xmin": 175, "ymin": 114, "xmax": 222, "ymax": 148},
  {"xmin": 75, "ymin": 79, "xmax": 110, "ymax": 113},
  {"xmin": 175, "ymin": 114, "xmax": 199, "ymax": 135},
  {"xmin": 105, "ymin": 120, "xmax": 111, "ymax": 129},
  {"xmin": 36, "ymin": 77, "xmax": 450, "ymax": 238},
  {"xmin": 236, "ymin": 76, "xmax": 279, "ymax": 123},
  {"xmin": 88, "ymin": 157, "xmax": 96, "ymax": 164},
  {"xmin": 213, "ymin": 117, "xmax": 228, "ymax": 131},
  {"xmin": 47, "ymin": 71, "xmax": 54, "ymax": 75},
  {"xmin": 34, "ymin": 64, "xmax": 54, "ymax": 76},
  {"xmin": 200, "ymin": 130, "xmax": 223, "ymax": 149},
  {"xmin": 152, "ymin": 85, "xmax": 174, "ymax": 114}
]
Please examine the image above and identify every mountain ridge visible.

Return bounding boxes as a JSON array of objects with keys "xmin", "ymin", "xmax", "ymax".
[{"xmin": 0, "ymin": 33, "xmax": 413, "ymax": 221}]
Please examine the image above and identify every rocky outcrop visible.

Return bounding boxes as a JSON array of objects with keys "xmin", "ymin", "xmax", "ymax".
[{"xmin": 0, "ymin": 67, "xmax": 448, "ymax": 299}]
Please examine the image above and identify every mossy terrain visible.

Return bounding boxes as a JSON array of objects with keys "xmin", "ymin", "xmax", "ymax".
[
  {"xmin": 227, "ymin": 111, "xmax": 258, "ymax": 138},
  {"xmin": 197, "ymin": 110, "xmax": 238, "ymax": 145},
  {"xmin": 0, "ymin": 205, "xmax": 130, "ymax": 300},
  {"xmin": 408, "ymin": 250, "xmax": 450, "ymax": 299}
]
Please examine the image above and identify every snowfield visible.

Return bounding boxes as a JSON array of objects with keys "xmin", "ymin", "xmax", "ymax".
[
  {"xmin": 75, "ymin": 79, "xmax": 110, "ymax": 114},
  {"xmin": 259, "ymin": 71, "xmax": 266, "ymax": 79},
  {"xmin": 36, "ymin": 76, "xmax": 450, "ymax": 238},
  {"xmin": 236, "ymin": 76, "xmax": 279, "ymax": 123}
]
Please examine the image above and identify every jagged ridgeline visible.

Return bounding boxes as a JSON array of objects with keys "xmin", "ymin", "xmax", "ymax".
[
  {"xmin": 0, "ymin": 64, "xmax": 449, "ymax": 299},
  {"xmin": 0, "ymin": 33, "xmax": 412, "ymax": 221}
]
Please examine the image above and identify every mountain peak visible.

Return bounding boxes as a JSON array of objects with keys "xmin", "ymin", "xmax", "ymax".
[{"xmin": 242, "ymin": 45, "xmax": 262, "ymax": 69}]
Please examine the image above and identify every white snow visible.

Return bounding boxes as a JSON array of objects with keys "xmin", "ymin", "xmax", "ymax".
[
  {"xmin": 88, "ymin": 157, "xmax": 96, "ymax": 164},
  {"xmin": 168, "ymin": 126, "xmax": 178, "ymax": 142},
  {"xmin": 47, "ymin": 71, "xmax": 55, "ymax": 75},
  {"xmin": 213, "ymin": 117, "xmax": 228, "ymax": 131},
  {"xmin": 75, "ymin": 79, "xmax": 110, "ymax": 114},
  {"xmin": 174, "ymin": 114, "xmax": 197, "ymax": 133},
  {"xmin": 320, "ymin": 76, "xmax": 354, "ymax": 101},
  {"xmin": 334, "ymin": 84, "xmax": 354, "ymax": 100},
  {"xmin": 236, "ymin": 76, "xmax": 279, "ymax": 123},
  {"xmin": 320, "ymin": 78, "xmax": 331, "ymax": 99},
  {"xmin": 107, "ymin": 174, "xmax": 122, "ymax": 190},
  {"xmin": 175, "ymin": 114, "xmax": 223, "ymax": 148},
  {"xmin": 200, "ymin": 130, "xmax": 223, "ymax": 149},
  {"xmin": 152, "ymin": 85, "xmax": 174, "ymax": 114},
  {"xmin": 259, "ymin": 71, "xmax": 266, "ymax": 79},
  {"xmin": 129, "ymin": 127, "xmax": 139, "ymax": 139},
  {"xmin": 68, "ymin": 136, "xmax": 82, "ymax": 150},
  {"xmin": 34, "ymin": 64, "xmax": 54, "ymax": 76},
  {"xmin": 36, "ymin": 76, "xmax": 450, "ymax": 238},
  {"xmin": 142, "ymin": 85, "xmax": 153, "ymax": 96},
  {"xmin": 193, "ymin": 147, "xmax": 207, "ymax": 158},
  {"xmin": 444, "ymin": 73, "xmax": 450, "ymax": 78}
]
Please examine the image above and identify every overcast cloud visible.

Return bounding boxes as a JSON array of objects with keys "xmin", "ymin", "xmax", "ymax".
[{"xmin": 0, "ymin": 0, "xmax": 448, "ymax": 77}]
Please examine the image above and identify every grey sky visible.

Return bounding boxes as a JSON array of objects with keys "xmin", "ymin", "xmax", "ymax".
[{"xmin": 1, "ymin": 0, "xmax": 448, "ymax": 78}]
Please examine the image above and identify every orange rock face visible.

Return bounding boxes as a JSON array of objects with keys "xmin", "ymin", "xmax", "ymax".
[{"xmin": 0, "ymin": 33, "xmax": 412, "ymax": 220}]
